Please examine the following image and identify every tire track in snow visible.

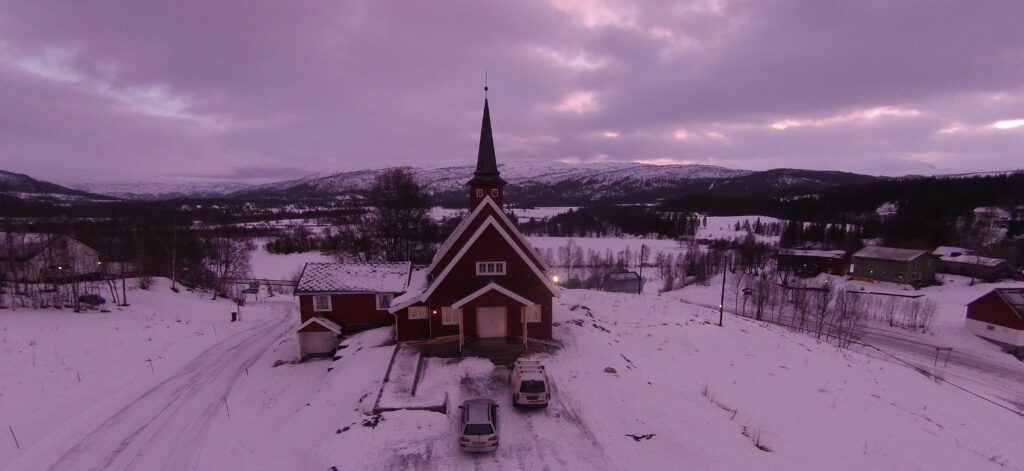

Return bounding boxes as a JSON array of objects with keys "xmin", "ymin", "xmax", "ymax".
[{"xmin": 44, "ymin": 305, "xmax": 293, "ymax": 471}]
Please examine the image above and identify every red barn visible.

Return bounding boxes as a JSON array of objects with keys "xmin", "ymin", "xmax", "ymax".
[
  {"xmin": 388, "ymin": 98, "xmax": 557, "ymax": 347},
  {"xmin": 965, "ymin": 288, "xmax": 1024, "ymax": 355},
  {"xmin": 294, "ymin": 262, "xmax": 412, "ymax": 357}
]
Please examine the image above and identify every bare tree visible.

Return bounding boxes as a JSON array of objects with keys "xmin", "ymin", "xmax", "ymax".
[
  {"xmin": 361, "ymin": 168, "xmax": 431, "ymax": 262},
  {"xmin": 205, "ymin": 238, "xmax": 254, "ymax": 299}
]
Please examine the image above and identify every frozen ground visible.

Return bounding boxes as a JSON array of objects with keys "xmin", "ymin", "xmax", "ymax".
[
  {"xmin": 248, "ymin": 243, "xmax": 334, "ymax": 281},
  {"xmin": 3, "ymin": 274, "xmax": 1023, "ymax": 470}
]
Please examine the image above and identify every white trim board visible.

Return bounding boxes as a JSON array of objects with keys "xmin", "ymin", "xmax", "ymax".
[
  {"xmin": 421, "ymin": 216, "xmax": 557, "ymax": 301},
  {"xmin": 295, "ymin": 316, "xmax": 342, "ymax": 335},
  {"xmin": 425, "ymin": 196, "xmax": 550, "ymax": 275},
  {"xmin": 452, "ymin": 282, "xmax": 534, "ymax": 309},
  {"xmin": 389, "ymin": 215, "xmax": 556, "ymax": 312}
]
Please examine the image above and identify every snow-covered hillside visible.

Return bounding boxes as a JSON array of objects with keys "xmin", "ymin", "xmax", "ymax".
[
  {"xmin": 232, "ymin": 161, "xmax": 752, "ymax": 200},
  {"xmin": 69, "ymin": 180, "xmax": 255, "ymax": 200}
]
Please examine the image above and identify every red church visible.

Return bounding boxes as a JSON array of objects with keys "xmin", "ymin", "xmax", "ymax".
[{"xmin": 388, "ymin": 98, "xmax": 557, "ymax": 348}]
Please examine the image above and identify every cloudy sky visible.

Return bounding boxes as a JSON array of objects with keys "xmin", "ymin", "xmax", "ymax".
[{"xmin": 1, "ymin": 1, "xmax": 1022, "ymax": 183}]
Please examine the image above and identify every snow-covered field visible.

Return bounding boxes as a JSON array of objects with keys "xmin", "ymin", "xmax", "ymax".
[
  {"xmin": 0, "ymin": 278, "xmax": 293, "ymax": 470},
  {"xmin": 697, "ymin": 215, "xmax": 782, "ymax": 243},
  {"xmin": 4, "ymin": 271, "xmax": 1023, "ymax": 469},
  {"xmin": 249, "ymin": 244, "xmax": 333, "ymax": 281}
]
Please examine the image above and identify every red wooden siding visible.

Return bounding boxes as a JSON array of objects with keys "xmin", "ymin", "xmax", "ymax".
[
  {"xmin": 299, "ymin": 293, "xmax": 393, "ymax": 327},
  {"xmin": 966, "ymin": 291, "xmax": 1024, "ymax": 330},
  {"xmin": 429, "ymin": 202, "xmax": 545, "ymax": 280}
]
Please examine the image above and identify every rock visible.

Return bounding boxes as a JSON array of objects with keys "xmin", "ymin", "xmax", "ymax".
[
  {"xmin": 272, "ymin": 359, "xmax": 287, "ymax": 368},
  {"xmin": 79, "ymin": 294, "xmax": 106, "ymax": 306},
  {"xmin": 604, "ymin": 367, "xmax": 617, "ymax": 374}
]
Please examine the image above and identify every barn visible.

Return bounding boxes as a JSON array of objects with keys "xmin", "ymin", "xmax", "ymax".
[
  {"xmin": 850, "ymin": 246, "xmax": 936, "ymax": 285},
  {"xmin": 293, "ymin": 262, "xmax": 412, "ymax": 357},
  {"xmin": 388, "ymin": 98, "xmax": 557, "ymax": 349},
  {"xmin": 931, "ymin": 246, "xmax": 1013, "ymax": 282},
  {"xmin": 966, "ymin": 288, "xmax": 1024, "ymax": 357},
  {"xmin": 775, "ymin": 248, "xmax": 849, "ymax": 277}
]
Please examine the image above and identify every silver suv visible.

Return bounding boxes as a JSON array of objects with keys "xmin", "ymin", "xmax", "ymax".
[{"xmin": 458, "ymin": 399, "xmax": 499, "ymax": 452}]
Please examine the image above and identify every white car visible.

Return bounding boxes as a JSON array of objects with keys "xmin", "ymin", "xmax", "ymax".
[
  {"xmin": 510, "ymin": 360, "xmax": 550, "ymax": 408},
  {"xmin": 458, "ymin": 399, "xmax": 499, "ymax": 452}
]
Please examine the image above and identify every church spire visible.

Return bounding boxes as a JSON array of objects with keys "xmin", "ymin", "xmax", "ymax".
[
  {"xmin": 468, "ymin": 90, "xmax": 506, "ymax": 210},
  {"xmin": 469, "ymin": 98, "xmax": 504, "ymax": 186}
]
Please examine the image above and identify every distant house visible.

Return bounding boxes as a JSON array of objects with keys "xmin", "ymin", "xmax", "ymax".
[
  {"xmin": 604, "ymin": 271, "xmax": 642, "ymax": 293},
  {"xmin": 931, "ymin": 246, "xmax": 1012, "ymax": 282},
  {"xmin": 850, "ymin": 246, "xmax": 936, "ymax": 285},
  {"xmin": 0, "ymin": 232, "xmax": 101, "ymax": 282},
  {"xmin": 293, "ymin": 262, "xmax": 412, "ymax": 357},
  {"xmin": 966, "ymin": 288, "xmax": 1024, "ymax": 356},
  {"xmin": 775, "ymin": 249, "xmax": 849, "ymax": 277}
]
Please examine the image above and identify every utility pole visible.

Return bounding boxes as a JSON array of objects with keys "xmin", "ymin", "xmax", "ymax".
[
  {"xmin": 637, "ymin": 244, "xmax": 646, "ymax": 295},
  {"xmin": 718, "ymin": 258, "xmax": 727, "ymax": 327}
]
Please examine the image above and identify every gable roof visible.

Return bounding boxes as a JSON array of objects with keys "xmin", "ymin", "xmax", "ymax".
[
  {"xmin": 970, "ymin": 288, "xmax": 1024, "ymax": 320},
  {"xmin": 994, "ymin": 288, "xmax": 1024, "ymax": 319},
  {"xmin": 853, "ymin": 246, "xmax": 929, "ymax": 262},
  {"xmin": 295, "ymin": 262, "xmax": 412, "ymax": 294},
  {"xmin": 452, "ymin": 282, "xmax": 535, "ymax": 309},
  {"xmin": 295, "ymin": 316, "xmax": 342, "ymax": 334},
  {"xmin": 0, "ymin": 232, "xmax": 73, "ymax": 261},
  {"xmin": 426, "ymin": 196, "xmax": 548, "ymax": 276},
  {"xmin": 390, "ymin": 214, "xmax": 557, "ymax": 312}
]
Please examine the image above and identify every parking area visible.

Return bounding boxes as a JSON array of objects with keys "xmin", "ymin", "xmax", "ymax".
[{"xmin": 386, "ymin": 358, "xmax": 615, "ymax": 470}]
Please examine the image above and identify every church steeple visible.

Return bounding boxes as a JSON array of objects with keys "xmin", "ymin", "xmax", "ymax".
[{"xmin": 468, "ymin": 95, "xmax": 506, "ymax": 209}]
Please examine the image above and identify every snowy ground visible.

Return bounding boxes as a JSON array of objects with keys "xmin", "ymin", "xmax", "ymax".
[
  {"xmin": 248, "ymin": 243, "xmax": 333, "ymax": 281},
  {"xmin": 697, "ymin": 215, "xmax": 782, "ymax": 243},
  {"xmin": 4, "ymin": 260, "xmax": 1024, "ymax": 469},
  {"xmin": 0, "ymin": 278, "xmax": 293, "ymax": 470}
]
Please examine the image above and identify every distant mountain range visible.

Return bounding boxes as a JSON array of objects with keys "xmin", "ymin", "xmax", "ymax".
[
  {"xmin": 227, "ymin": 162, "xmax": 879, "ymax": 206},
  {"xmin": 0, "ymin": 170, "xmax": 114, "ymax": 202},
  {"xmin": 3, "ymin": 163, "xmax": 1019, "ymax": 206},
  {"xmin": 68, "ymin": 180, "xmax": 254, "ymax": 201}
]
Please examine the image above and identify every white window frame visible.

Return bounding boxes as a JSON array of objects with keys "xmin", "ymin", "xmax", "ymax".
[
  {"xmin": 441, "ymin": 307, "xmax": 461, "ymax": 325},
  {"xmin": 490, "ymin": 188, "xmax": 499, "ymax": 197},
  {"xmin": 408, "ymin": 306, "xmax": 428, "ymax": 320},
  {"xmin": 476, "ymin": 189, "xmax": 484, "ymax": 197},
  {"xmin": 376, "ymin": 293, "xmax": 393, "ymax": 310},
  {"xmin": 476, "ymin": 261, "xmax": 506, "ymax": 276},
  {"xmin": 524, "ymin": 304, "xmax": 542, "ymax": 323},
  {"xmin": 313, "ymin": 295, "xmax": 332, "ymax": 312}
]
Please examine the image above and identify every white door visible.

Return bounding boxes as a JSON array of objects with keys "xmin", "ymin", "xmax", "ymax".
[{"xmin": 477, "ymin": 307, "xmax": 507, "ymax": 338}]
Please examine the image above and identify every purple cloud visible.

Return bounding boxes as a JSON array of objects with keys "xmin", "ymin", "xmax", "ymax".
[{"xmin": 1, "ymin": 0, "xmax": 1021, "ymax": 182}]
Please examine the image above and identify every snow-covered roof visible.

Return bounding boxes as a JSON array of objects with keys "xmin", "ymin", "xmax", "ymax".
[
  {"xmin": 295, "ymin": 316, "xmax": 342, "ymax": 334},
  {"xmin": 295, "ymin": 262, "xmax": 411, "ymax": 294},
  {"xmin": 932, "ymin": 246, "xmax": 972, "ymax": 257},
  {"xmin": 388, "ymin": 267, "xmax": 429, "ymax": 310},
  {"xmin": 853, "ymin": 246, "xmax": 929, "ymax": 262},
  {"xmin": 993, "ymin": 289, "xmax": 1024, "ymax": 320},
  {"xmin": 937, "ymin": 254, "xmax": 1006, "ymax": 267},
  {"xmin": 778, "ymin": 249, "xmax": 847, "ymax": 259},
  {"xmin": 609, "ymin": 271, "xmax": 641, "ymax": 281},
  {"xmin": 930, "ymin": 246, "xmax": 1007, "ymax": 267},
  {"xmin": 0, "ymin": 232, "xmax": 67, "ymax": 260}
]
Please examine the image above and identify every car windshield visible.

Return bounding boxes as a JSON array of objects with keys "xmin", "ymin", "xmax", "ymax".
[
  {"xmin": 519, "ymin": 380, "xmax": 546, "ymax": 394},
  {"xmin": 463, "ymin": 423, "xmax": 494, "ymax": 435}
]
